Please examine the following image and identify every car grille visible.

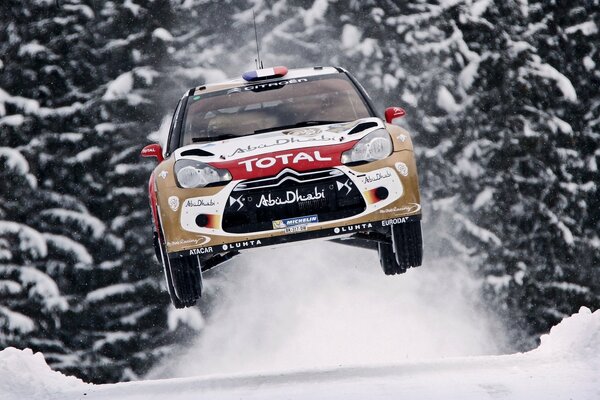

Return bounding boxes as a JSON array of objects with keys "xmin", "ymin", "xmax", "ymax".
[{"xmin": 222, "ymin": 168, "xmax": 366, "ymax": 233}]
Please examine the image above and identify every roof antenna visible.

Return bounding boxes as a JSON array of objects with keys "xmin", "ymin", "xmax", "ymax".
[{"xmin": 252, "ymin": 9, "xmax": 264, "ymax": 69}]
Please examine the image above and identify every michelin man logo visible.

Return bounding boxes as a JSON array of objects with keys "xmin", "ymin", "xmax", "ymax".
[
  {"xmin": 168, "ymin": 196, "xmax": 180, "ymax": 212},
  {"xmin": 395, "ymin": 162, "xmax": 409, "ymax": 177}
]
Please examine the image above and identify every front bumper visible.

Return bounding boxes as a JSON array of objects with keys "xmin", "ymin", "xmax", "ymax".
[{"xmin": 157, "ymin": 150, "xmax": 421, "ymax": 258}]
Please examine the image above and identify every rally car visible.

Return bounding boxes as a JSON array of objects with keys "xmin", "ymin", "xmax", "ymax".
[{"xmin": 142, "ymin": 66, "xmax": 423, "ymax": 308}]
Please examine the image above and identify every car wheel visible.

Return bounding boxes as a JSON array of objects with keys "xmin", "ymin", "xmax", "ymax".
[
  {"xmin": 391, "ymin": 220, "xmax": 423, "ymax": 269},
  {"xmin": 169, "ymin": 254, "xmax": 203, "ymax": 308},
  {"xmin": 156, "ymin": 233, "xmax": 185, "ymax": 309},
  {"xmin": 378, "ymin": 241, "xmax": 407, "ymax": 275}
]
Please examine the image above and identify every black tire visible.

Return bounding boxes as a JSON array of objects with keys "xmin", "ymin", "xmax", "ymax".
[
  {"xmin": 391, "ymin": 220, "xmax": 423, "ymax": 269},
  {"xmin": 378, "ymin": 241, "xmax": 407, "ymax": 275},
  {"xmin": 156, "ymin": 234, "xmax": 185, "ymax": 309},
  {"xmin": 169, "ymin": 254, "xmax": 203, "ymax": 308}
]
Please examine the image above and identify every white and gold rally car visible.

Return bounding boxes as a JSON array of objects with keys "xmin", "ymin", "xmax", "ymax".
[{"xmin": 142, "ymin": 66, "xmax": 423, "ymax": 308}]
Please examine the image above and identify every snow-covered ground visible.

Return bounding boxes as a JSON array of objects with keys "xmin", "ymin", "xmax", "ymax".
[
  {"xmin": 1, "ymin": 243, "xmax": 598, "ymax": 399},
  {"xmin": 2, "ymin": 243, "xmax": 600, "ymax": 399},
  {"xmin": 1, "ymin": 306, "xmax": 598, "ymax": 400}
]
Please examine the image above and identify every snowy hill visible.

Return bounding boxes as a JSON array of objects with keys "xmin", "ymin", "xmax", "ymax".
[{"xmin": 1, "ymin": 307, "xmax": 599, "ymax": 400}]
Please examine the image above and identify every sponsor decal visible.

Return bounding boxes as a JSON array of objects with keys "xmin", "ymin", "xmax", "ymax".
[
  {"xmin": 193, "ymin": 95, "xmax": 201, "ymax": 101},
  {"xmin": 244, "ymin": 78, "xmax": 308, "ymax": 91},
  {"xmin": 229, "ymin": 195, "xmax": 244, "ymax": 211},
  {"xmin": 395, "ymin": 162, "xmax": 409, "ymax": 176},
  {"xmin": 256, "ymin": 187, "xmax": 325, "ymax": 208},
  {"xmin": 222, "ymin": 239, "xmax": 262, "ymax": 251},
  {"xmin": 272, "ymin": 215, "xmax": 319, "ymax": 229},
  {"xmin": 333, "ymin": 223, "xmax": 373, "ymax": 234},
  {"xmin": 362, "ymin": 170, "xmax": 392, "ymax": 184},
  {"xmin": 226, "ymin": 79, "xmax": 309, "ymax": 95},
  {"xmin": 379, "ymin": 203, "xmax": 421, "ymax": 214},
  {"xmin": 168, "ymin": 236, "xmax": 211, "ymax": 247},
  {"xmin": 282, "ymin": 127, "xmax": 322, "ymax": 137},
  {"xmin": 382, "ymin": 217, "xmax": 409, "ymax": 226},
  {"xmin": 159, "ymin": 170, "xmax": 168, "ymax": 179},
  {"xmin": 228, "ymin": 135, "xmax": 338, "ymax": 157},
  {"xmin": 168, "ymin": 196, "xmax": 180, "ymax": 211},
  {"xmin": 238, "ymin": 150, "xmax": 333, "ymax": 172},
  {"xmin": 185, "ymin": 198, "xmax": 216, "ymax": 207},
  {"xmin": 285, "ymin": 225, "xmax": 308, "ymax": 234},
  {"xmin": 397, "ymin": 134, "xmax": 407, "ymax": 142},
  {"xmin": 336, "ymin": 179, "xmax": 352, "ymax": 195},
  {"xmin": 189, "ymin": 247, "xmax": 214, "ymax": 255}
]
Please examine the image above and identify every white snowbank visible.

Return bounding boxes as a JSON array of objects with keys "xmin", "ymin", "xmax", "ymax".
[
  {"xmin": 0, "ymin": 348, "xmax": 88, "ymax": 400},
  {"xmin": 1, "ymin": 306, "xmax": 599, "ymax": 400},
  {"xmin": 534, "ymin": 306, "xmax": 600, "ymax": 360}
]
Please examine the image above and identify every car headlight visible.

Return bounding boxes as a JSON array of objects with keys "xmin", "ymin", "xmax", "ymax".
[
  {"xmin": 174, "ymin": 159, "xmax": 232, "ymax": 188},
  {"xmin": 341, "ymin": 129, "xmax": 393, "ymax": 165}
]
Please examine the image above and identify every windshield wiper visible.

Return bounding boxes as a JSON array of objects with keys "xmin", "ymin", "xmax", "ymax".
[
  {"xmin": 254, "ymin": 120, "xmax": 346, "ymax": 134},
  {"xmin": 192, "ymin": 133, "xmax": 238, "ymax": 142}
]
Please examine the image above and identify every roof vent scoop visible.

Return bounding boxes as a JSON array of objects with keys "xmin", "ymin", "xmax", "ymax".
[{"xmin": 242, "ymin": 66, "xmax": 288, "ymax": 81}]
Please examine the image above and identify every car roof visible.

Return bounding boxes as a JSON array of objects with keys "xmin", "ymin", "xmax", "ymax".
[{"xmin": 189, "ymin": 66, "xmax": 342, "ymax": 97}]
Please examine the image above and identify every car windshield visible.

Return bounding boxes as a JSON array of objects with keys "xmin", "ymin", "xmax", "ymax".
[{"xmin": 180, "ymin": 74, "xmax": 372, "ymax": 146}]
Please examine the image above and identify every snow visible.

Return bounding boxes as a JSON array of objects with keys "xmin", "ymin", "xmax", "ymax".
[
  {"xmin": 18, "ymin": 41, "xmax": 50, "ymax": 57},
  {"xmin": 341, "ymin": 24, "xmax": 361, "ymax": 49},
  {"xmin": 473, "ymin": 186, "xmax": 495, "ymax": 210},
  {"xmin": 0, "ymin": 147, "xmax": 29, "ymax": 175},
  {"xmin": 529, "ymin": 61, "xmax": 577, "ymax": 102},
  {"xmin": 167, "ymin": 307, "xmax": 205, "ymax": 331},
  {"xmin": 19, "ymin": 266, "xmax": 68, "ymax": 311},
  {"xmin": 1, "ymin": 306, "xmax": 599, "ymax": 400},
  {"xmin": 103, "ymin": 72, "xmax": 134, "ymax": 101},
  {"xmin": 63, "ymin": 4, "xmax": 95, "ymax": 19},
  {"xmin": 454, "ymin": 214, "xmax": 502, "ymax": 245},
  {"xmin": 0, "ymin": 279, "xmax": 21, "ymax": 295},
  {"xmin": 73, "ymin": 146, "xmax": 102, "ymax": 163},
  {"xmin": 39, "ymin": 209, "xmax": 106, "ymax": 240},
  {"xmin": 565, "ymin": 21, "xmax": 598, "ymax": 36},
  {"xmin": 152, "ymin": 28, "xmax": 174, "ymax": 42},
  {"xmin": 0, "ymin": 306, "xmax": 34, "ymax": 334},
  {"xmin": 94, "ymin": 122, "xmax": 117, "ymax": 135},
  {"xmin": 86, "ymin": 283, "xmax": 136, "ymax": 303},
  {"xmin": 436, "ymin": 86, "xmax": 462, "ymax": 113},
  {"xmin": 302, "ymin": 0, "xmax": 328, "ymax": 27},
  {"xmin": 92, "ymin": 332, "xmax": 136, "ymax": 351},
  {"xmin": 135, "ymin": 67, "xmax": 159, "ymax": 85},
  {"xmin": 0, "ymin": 114, "xmax": 25, "ymax": 127},
  {"xmin": 123, "ymin": 0, "xmax": 141, "ymax": 16},
  {"xmin": 470, "ymin": 0, "xmax": 492, "ymax": 17},
  {"xmin": 175, "ymin": 67, "xmax": 228, "ymax": 83},
  {"xmin": 0, "ymin": 348, "xmax": 88, "ymax": 399},
  {"xmin": 583, "ymin": 56, "xmax": 595, "ymax": 71},
  {"xmin": 43, "ymin": 233, "xmax": 93, "ymax": 265},
  {"xmin": 0, "ymin": 221, "xmax": 47, "ymax": 259}
]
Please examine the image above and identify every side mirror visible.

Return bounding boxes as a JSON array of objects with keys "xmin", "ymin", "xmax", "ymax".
[
  {"xmin": 141, "ymin": 144, "xmax": 164, "ymax": 163},
  {"xmin": 384, "ymin": 107, "xmax": 406, "ymax": 124}
]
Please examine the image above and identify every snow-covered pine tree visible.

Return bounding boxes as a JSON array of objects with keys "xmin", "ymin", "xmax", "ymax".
[{"xmin": 0, "ymin": 0, "xmax": 205, "ymax": 382}]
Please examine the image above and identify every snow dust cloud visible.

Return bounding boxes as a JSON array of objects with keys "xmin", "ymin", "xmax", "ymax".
[{"xmin": 148, "ymin": 239, "xmax": 506, "ymax": 379}]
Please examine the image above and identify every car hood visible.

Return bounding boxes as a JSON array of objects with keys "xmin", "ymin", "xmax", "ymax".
[{"xmin": 172, "ymin": 117, "xmax": 385, "ymax": 162}]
